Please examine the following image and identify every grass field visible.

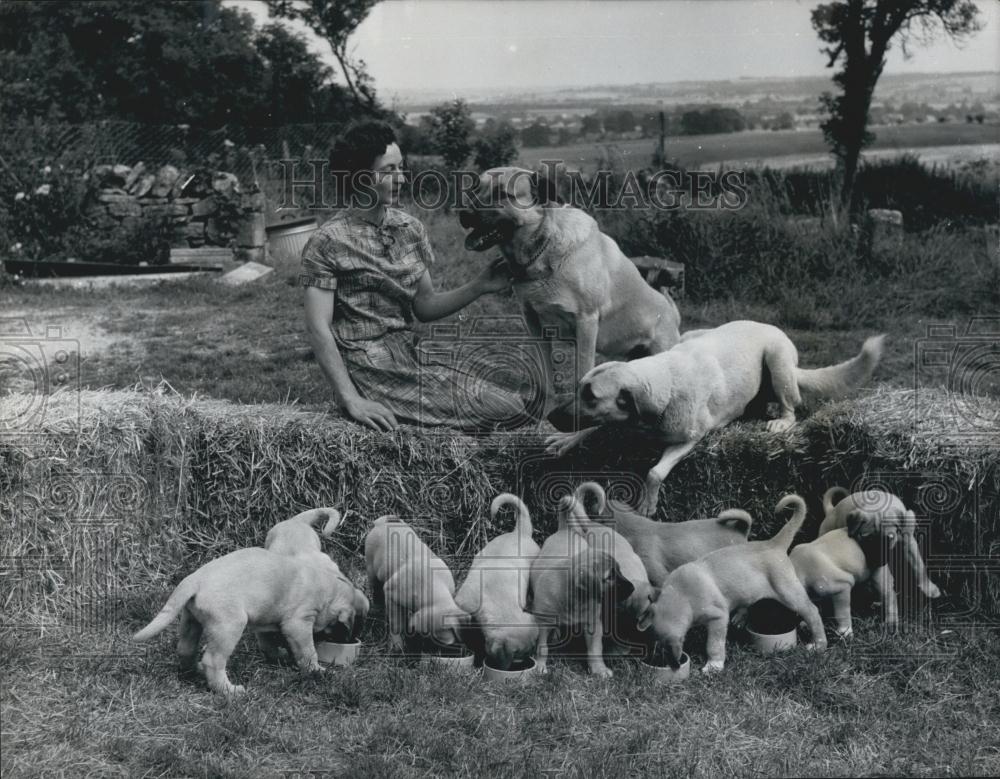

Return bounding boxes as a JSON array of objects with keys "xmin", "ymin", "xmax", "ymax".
[
  {"xmin": 2, "ymin": 164, "xmax": 999, "ymax": 776},
  {"xmin": 517, "ymin": 121, "xmax": 1000, "ymax": 172}
]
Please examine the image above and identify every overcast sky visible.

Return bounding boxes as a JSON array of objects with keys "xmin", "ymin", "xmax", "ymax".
[{"xmin": 230, "ymin": 0, "xmax": 1000, "ymax": 95}]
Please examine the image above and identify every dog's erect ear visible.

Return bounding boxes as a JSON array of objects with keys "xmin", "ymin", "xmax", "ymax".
[
  {"xmin": 530, "ymin": 171, "xmax": 558, "ymax": 205},
  {"xmin": 615, "ymin": 387, "xmax": 639, "ymax": 418},
  {"xmin": 846, "ymin": 509, "xmax": 880, "ymax": 542}
]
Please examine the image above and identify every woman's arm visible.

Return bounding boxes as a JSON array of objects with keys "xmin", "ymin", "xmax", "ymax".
[
  {"xmin": 303, "ymin": 286, "xmax": 398, "ymax": 432},
  {"xmin": 411, "ymin": 258, "xmax": 512, "ymax": 323}
]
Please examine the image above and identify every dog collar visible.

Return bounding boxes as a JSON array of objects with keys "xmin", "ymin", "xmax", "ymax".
[{"xmin": 509, "ymin": 216, "xmax": 553, "ymax": 281}]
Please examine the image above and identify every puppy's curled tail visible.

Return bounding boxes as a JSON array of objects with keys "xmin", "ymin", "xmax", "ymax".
[
  {"xmin": 287, "ymin": 507, "xmax": 343, "ymax": 537},
  {"xmin": 573, "ymin": 481, "xmax": 608, "ymax": 518},
  {"xmin": 133, "ymin": 576, "xmax": 198, "ymax": 642},
  {"xmin": 796, "ymin": 334, "xmax": 885, "ymax": 399},
  {"xmin": 717, "ymin": 508, "xmax": 753, "ymax": 538},
  {"xmin": 490, "ymin": 493, "xmax": 533, "ymax": 537},
  {"xmin": 770, "ymin": 494, "xmax": 807, "ymax": 550},
  {"xmin": 822, "ymin": 487, "xmax": 849, "ymax": 516}
]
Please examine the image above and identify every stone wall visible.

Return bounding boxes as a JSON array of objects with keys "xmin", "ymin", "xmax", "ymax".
[{"xmin": 82, "ymin": 163, "xmax": 266, "ymax": 263}]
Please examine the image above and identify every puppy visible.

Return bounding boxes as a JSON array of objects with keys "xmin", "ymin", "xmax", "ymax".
[
  {"xmin": 576, "ymin": 482, "xmax": 752, "ymax": 586},
  {"xmin": 454, "ymin": 494, "xmax": 540, "ymax": 670},
  {"xmin": 547, "ymin": 321, "xmax": 884, "ymax": 515},
  {"xmin": 568, "ymin": 482, "xmax": 653, "ymax": 615},
  {"xmin": 458, "ymin": 166, "xmax": 681, "ymax": 425},
  {"xmin": 529, "ymin": 494, "xmax": 635, "ymax": 677},
  {"xmin": 636, "ymin": 494, "xmax": 827, "ymax": 672},
  {"xmin": 797, "ymin": 487, "xmax": 941, "ymax": 633},
  {"xmin": 133, "ymin": 547, "xmax": 358, "ymax": 696},
  {"xmin": 264, "ymin": 507, "xmax": 344, "ymax": 557},
  {"xmin": 258, "ymin": 507, "xmax": 370, "ymax": 658},
  {"xmin": 364, "ymin": 516, "xmax": 469, "ymax": 653}
]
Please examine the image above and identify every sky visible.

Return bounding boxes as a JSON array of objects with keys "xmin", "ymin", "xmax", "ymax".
[{"xmin": 229, "ymin": 0, "xmax": 1000, "ymax": 96}]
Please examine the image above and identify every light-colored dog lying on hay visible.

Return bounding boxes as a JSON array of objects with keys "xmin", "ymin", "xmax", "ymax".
[
  {"xmin": 133, "ymin": 507, "xmax": 361, "ymax": 696},
  {"xmin": 574, "ymin": 481, "xmax": 752, "ymax": 586},
  {"xmin": 636, "ymin": 494, "xmax": 827, "ymax": 672},
  {"xmin": 547, "ymin": 320, "xmax": 884, "ymax": 515},
  {"xmin": 791, "ymin": 487, "xmax": 941, "ymax": 637},
  {"xmin": 454, "ymin": 494, "xmax": 540, "ymax": 670},
  {"xmin": 364, "ymin": 515, "xmax": 470, "ymax": 653}
]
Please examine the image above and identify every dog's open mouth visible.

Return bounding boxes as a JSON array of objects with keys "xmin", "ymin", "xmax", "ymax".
[{"xmin": 464, "ymin": 226, "xmax": 504, "ymax": 252}]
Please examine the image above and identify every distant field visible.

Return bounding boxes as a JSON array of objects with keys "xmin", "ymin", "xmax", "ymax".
[{"xmin": 517, "ymin": 121, "xmax": 1000, "ymax": 172}]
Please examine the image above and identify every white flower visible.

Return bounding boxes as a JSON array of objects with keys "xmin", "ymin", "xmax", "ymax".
[
  {"xmin": 13, "ymin": 242, "xmax": 22, "ymax": 252},
  {"xmin": 35, "ymin": 184, "xmax": 51, "ymax": 196},
  {"xmin": 42, "ymin": 165, "xmax": 51, "ymax": 174},
  {"xmin": 14, "ymin": 192, "xmax": 25, "ymax": 201},
  {"xmin": 223, "ymin": 139, "xmax": 235, "ymax": 148}
]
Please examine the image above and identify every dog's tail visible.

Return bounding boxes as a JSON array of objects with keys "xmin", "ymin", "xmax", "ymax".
[
  {"xmin": 133, "ymin": 574, "xmax": 198, "ymax": 642},
  {"xmin": 556, "ymin": 494, "xmax": 590, "ymax": 538},
  {"xmin": 573, "ymin": 481, "xmax": 608, "ymax": 518},
  {"xmin": 490, "ymin": 493, "xmax": 533, "ymax": 537},
  {"xmin": 822, "ymin": 487, "xmax": 850, "ymax": 517},
  {"xmin": 796, "ymin": 334, "xmax": 885, "ymax": 399},
  {"xmin": 769, "ymin": 494, "xmax": 807, "ymax": 550},
  {"xmin": 287, "ymin": 507, "xmax": 343, "ymax": 537},
  {"xmin": 717, "ymin": 508, "xmax": 753, "ymax": 538}
]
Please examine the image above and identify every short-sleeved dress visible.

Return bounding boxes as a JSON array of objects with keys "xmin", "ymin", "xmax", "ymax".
[{"xmin": 299, "ymin": 208, "xmax": 537, "ymax": 431}]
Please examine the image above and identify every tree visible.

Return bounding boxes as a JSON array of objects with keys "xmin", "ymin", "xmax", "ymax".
[
  {"xmin": 256, "ymin": 23, "xmax": 334, "ymax": 124},
  {"xmin": 519, "ymin": 122, "xmax": 552, "ymax": 148},
  {"xmin": 427, "ymin": 100, "xmax": 475, "ymax": 169},
  {"xmin": 266, "ymin": 0, "xmax": 380, "ymax": 109},
  {"xmin": 472, "ymin": 121, "xmax": 518, "ymax": 171},
  {"xmin": 812, "ymin": 0, "xmax": 983, "ymax": 210},
  {"xmin": 580, "ymin": 113, "xmax": 604, "ymax": 136},
  {"xmin": 0, "ymin": 0, "xmax": 267, "ymax": 125}
]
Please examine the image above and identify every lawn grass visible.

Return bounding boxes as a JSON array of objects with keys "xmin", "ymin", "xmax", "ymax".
[{"xmin": 2, "ymin": 619, "xmax": 998, "ymax": 778}]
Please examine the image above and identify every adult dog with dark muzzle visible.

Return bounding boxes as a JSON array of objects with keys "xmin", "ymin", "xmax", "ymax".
[{"xmin": 458, "ymin": 166, "xmax": 681, "ymax": 431}]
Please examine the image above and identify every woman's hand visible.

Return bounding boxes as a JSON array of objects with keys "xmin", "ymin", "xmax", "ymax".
[
  {"xmin": 475, "ymin": 256, "xmax": 513, "ymax": 296},
  {"xmin": 342, "ymin": 396, "xmax": 398, "ymax": 432}
]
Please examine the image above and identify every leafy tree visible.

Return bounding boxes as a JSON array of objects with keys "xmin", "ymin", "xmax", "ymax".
[
  {"xmin": 679, "ymin": 107, "xmax": 745, "ymax": 135},
  {"xmin": 472, "ymin": 121, "xmax": 518, "ymax": 170},
  {"xmin": 427, "ymin": 100, "xmax": 475, "ymax": 169},
  {"xmin": 580, "ymin": 113, "xmax": 604, "ymax": 136},
  {"xmin": 812, "ymin": 0, "xmax": 983, "ymax": 209},
  {"xmin": 0, "ymin": 0, "xmax": 358, "ymax": 127},
  {"xmin": 266, "ymin": 0, "xmax": 380, "ymax": 109},
  {"xmin": 519, "ymin": 121, "xmax": 552, "ymax": 148}
]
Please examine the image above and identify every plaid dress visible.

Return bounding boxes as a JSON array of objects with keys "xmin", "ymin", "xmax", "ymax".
[{"xmin": 299, "ymin": 208, "xmax": 535, "ymax": 431}]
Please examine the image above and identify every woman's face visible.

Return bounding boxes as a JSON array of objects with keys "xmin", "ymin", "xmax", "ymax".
[{"xmin": 370, "ymin": 142, "xmax": 404, "ymax": 206}]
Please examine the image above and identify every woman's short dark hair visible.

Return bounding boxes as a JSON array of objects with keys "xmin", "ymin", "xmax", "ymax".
[{"xmin": 330, "ymin": 120, "xmax": 399, "ymax": 201}]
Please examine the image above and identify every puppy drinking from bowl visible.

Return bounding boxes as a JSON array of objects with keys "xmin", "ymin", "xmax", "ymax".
[
  {"xmin": 454, "ymin": 494, "xmax": 540, "ymax": 671},
  {"xmin": 259, "ymin": 507, "xmax": 370, "ymax": 659},
  {"xmin": 133, "ymin": 542, "xmax": 361, "ymax": 696},
  {"xmin": 636, "ymin": 494, "xmax": 827, "ymax": 673},
  {"xmin": 364, "ymin": 515, "xmax": 470, "ymax": 654}
]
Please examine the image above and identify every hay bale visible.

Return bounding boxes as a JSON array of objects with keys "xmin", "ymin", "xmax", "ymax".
[{"xmin": 1, "ymin": 385, "xmax": 997, "ymax": 629}]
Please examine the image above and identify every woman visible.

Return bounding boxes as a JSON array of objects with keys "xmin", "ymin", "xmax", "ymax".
[{"xmin": 300, "ymin": 120, "xmax": 534, "ymax": 432}]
